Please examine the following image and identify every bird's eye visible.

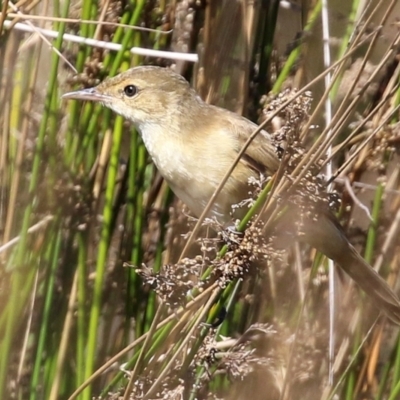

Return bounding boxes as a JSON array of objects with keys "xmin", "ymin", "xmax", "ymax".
[{"xmin": 124, "ymin": 85, "xmax": 137, "ymax": 97}]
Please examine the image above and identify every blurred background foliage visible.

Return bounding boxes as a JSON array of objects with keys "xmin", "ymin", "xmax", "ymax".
[{"xmin": 1, "ymin": 0, "xmax": 400, "ymax": 399}]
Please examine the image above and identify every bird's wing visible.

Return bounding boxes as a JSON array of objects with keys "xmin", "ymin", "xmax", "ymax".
[{"xmin": 231, "ymin": 114, "xmax": 281, "ymax": 176}]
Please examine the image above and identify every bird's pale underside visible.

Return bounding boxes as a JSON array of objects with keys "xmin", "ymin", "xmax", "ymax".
[{"xmin": 63, "ymin": 66, "xmax": 400, "ymax": 324}]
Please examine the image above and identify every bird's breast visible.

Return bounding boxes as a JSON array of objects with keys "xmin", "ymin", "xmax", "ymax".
[{"xmin": 139, "ymin": 123, "xmax": 255, "ymax": 223}]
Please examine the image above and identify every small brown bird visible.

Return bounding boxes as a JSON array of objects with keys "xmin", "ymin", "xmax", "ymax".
[{"xmin": 63, "ymin": 66, "xmax": 400, "ymax": 323}]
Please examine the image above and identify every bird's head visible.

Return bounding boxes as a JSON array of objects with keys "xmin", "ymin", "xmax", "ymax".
[{"xmin": 62, "ymin": 66, "xmax": 201, "ymax": 129}]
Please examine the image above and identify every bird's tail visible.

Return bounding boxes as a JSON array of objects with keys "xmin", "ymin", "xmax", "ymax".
[{"xmin": 302, "ymin": 213, "xmax": 400, "ymax": 324}]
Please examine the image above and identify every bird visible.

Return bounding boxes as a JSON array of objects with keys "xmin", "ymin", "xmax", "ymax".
[{"xmin": 62, "ymin": 65, "xmax": 400, "ymax": 323}]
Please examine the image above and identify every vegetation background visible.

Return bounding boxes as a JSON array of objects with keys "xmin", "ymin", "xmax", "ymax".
[{"xmin": 1, "ymin": 0, "xmax": 400, "ymax": 399}]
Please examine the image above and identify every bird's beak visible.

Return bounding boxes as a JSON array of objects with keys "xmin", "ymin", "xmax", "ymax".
[{"xmin": 62, "ymin": 88, "xmax": 112, "ymax": 102}]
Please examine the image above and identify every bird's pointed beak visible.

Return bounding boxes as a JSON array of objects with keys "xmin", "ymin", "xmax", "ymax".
[{"xmin": 62, "ymin": 87, "xmax": 112, "ymax": 102}]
